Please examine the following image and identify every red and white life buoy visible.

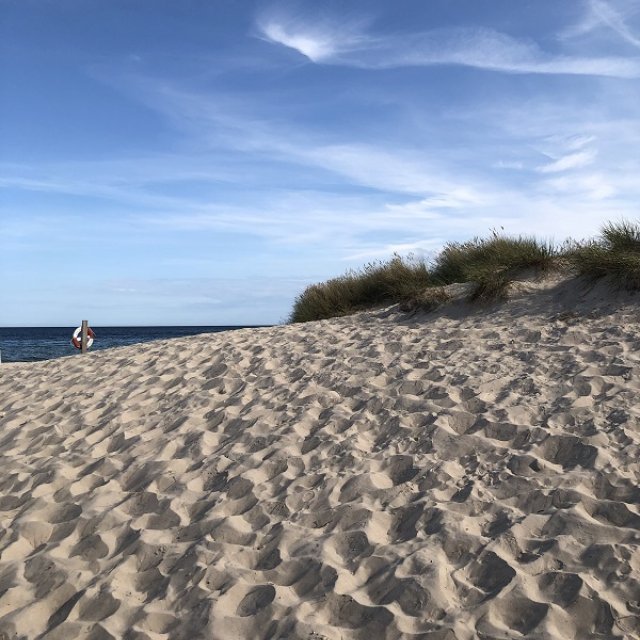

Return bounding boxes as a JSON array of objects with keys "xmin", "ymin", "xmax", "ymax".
[{"xmin": 72, "ymin": 326, "xmax": 95, "ymax": 350}]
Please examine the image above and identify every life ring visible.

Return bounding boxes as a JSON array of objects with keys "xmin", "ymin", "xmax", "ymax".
[{"xmin": 72, "ymin": 326, "xmax": 95, "ymax": 350}]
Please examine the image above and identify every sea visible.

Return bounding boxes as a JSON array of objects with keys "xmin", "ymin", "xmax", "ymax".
[{"xmin": 0, "ymin": 326, "xmax": 266, "ymax": 363}]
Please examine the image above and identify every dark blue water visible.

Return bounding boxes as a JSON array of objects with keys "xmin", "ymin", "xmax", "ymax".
[{"xmin": 0, "ymin": 326, "xmax": 266, "ymax": 363}]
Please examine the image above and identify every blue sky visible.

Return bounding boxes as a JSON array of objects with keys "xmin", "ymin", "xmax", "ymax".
[{"xmin": 2, "ymin": 0, "xmax": 640, "ymax": 326}]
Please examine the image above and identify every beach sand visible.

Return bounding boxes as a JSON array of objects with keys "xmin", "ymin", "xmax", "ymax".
[{"xmin": 1, "ymin": 275, "xmax": 639, "ymax": 639}]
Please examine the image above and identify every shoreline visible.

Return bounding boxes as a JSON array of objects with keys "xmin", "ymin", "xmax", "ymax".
[{"xmin": 0, "ymin": 325, "xmax": 274, "ymax": 365}]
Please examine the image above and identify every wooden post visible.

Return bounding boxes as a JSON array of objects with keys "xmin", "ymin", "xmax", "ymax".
[{"xmin": 81, "ymin": 319, "xmax": 88, "ymax": 354}]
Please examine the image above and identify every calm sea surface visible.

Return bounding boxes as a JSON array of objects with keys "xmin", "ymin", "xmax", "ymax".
[{"xmin": 0, "ymin": 326, "xmax": 267, "ymax": 363}]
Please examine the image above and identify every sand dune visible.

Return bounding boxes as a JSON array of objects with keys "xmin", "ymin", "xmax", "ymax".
[{"xmin": 1, "ymin": 275, "xmax": 639, "ymax": 639}]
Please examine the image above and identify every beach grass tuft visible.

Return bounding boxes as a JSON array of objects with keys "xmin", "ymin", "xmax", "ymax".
[
  {"xmin": 568, "ymin": 219, "xmax": 640, "ymax": 290},
  {"xmin": 431, "ymin": 233, "xmax": 558, "ymax": 301},
  {"xmin": 290, "ymin": 255, "xmax": 431, "ymax": 323}
]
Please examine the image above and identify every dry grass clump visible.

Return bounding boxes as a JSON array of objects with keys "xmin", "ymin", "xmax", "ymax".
[
  {"xmin": 466, "ymin": 269, "xmax": 514, "ymax": 303},
  {"xmin": 568, "ymin": 220, "xmax": 640, "ymax": 290},
  {"xmin": 289, "ymin": 255, "xmax": 431, "ymax": 323},
  {"xmin": 431, "ymin": 235, "xmax": 556, "ymax": 284},
  {"xmin": 432, "ymin": 234, "xmax": 558, "ymax": 302}
]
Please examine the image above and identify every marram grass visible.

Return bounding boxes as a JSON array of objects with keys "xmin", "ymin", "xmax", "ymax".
[
  {"xmin": 431, "ymin": 233, "xmax": 558, "ymax": 302},
  {"xmin": 290, "ymin": 220, "xmax": 640, "ymax": 323},
  {"xmin": 289, "ymin": 255, "xmax": 431, "ymax": 323},
  {"xmin": 567, "ymin": 219, "xmax": 640, "ymax": 290}
]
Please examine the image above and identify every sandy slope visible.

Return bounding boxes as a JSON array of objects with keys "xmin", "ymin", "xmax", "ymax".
[{"xmin": 0, "ymin": 276, "xmax": 639, "ymax": 640}]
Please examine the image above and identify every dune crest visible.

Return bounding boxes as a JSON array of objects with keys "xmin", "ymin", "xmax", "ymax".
[{"xmin": 1, "ymin": 276, "xmax": 639, "ymax": 639}]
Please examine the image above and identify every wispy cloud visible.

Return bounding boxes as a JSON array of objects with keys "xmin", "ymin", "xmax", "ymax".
[
  {"xmin": 541, "ymin": 172, "xmax": 616, "ymax": 200},
  {"xmin": 4, "ymin": 65, "xmax": 640, "ymax": 268},
  {"xmin": 564, "ymin": 0, "xmax": 640, "ymax": 48},
  {"xmin": 563, "ymin": 134, "xmax": 597, "ymax": 151},
  {"xmin": 342, "ymin": 240, "xmax": 442, "ymax": 262},
  {"xmin": 256, "ymin": 12, "xmax": 370, "ymax": 62},
  {"xmin": 258, "ymin": 11, "xmax": 640, "ymax": 78},
  {"xmin": 537, "ymin": 149, "xmax": 597, "ymax": 173}
]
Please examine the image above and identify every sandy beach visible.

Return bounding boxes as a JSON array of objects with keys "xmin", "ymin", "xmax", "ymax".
[{"xmin": 1, "ymin": 275, "xmax": 639, "ymax": 639}]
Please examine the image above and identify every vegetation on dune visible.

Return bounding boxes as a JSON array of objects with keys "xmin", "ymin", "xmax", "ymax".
[
  {"xmin": 290, "ymin": 219, "xmax": 640, "ymax": 323},
  {"xmin": 601, "ymin": 219, "xmax": 640, "ymax": 252},
  {"xmin": 431, "ymin": 234, "xmax": 558, "ymax": 285},
  {"xmin": 567, "ymin": 219, "xmax": 640, "ymax": 290},
  {"xmin": 289, "ymin": 255, "xmax": 431, "ymax": 323},
  {"xmin": 431, "ymin": 233, "xmax": 559, "ymax": 302}
]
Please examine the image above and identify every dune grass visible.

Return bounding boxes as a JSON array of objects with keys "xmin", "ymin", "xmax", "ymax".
[
  {"xmin": 289, "ymin": 255, "xmax": 431, "ymax": 323},
  {"xmin": 289, "ymin": 220, "xmax": 640, "ymax": 322},
  {"xmin": 431, "ymin": 233, "xmax": 558, "ymax": 302},
  {"xmin": 567, "ymin": 220, "xmax": 640, "ymax": 290},
  {"xmin": 431, "ymin": 234, "xmax": 557, "ymax": 285}
]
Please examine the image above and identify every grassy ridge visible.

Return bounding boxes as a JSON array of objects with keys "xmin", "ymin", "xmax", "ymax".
[
  {"xmin": 289, "ymin": 256, "xmax": 431, "ymax": 323},
  {"xmin": 290, "ymin": 220, "xmax": 640, "ymax": 323}
]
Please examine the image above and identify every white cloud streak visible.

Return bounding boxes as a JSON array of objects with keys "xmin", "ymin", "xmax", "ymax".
[
  {"xmin": 258, "ymin": 14, "xmax": 640, "ymax": 78},
  {"xmin": 537, "ymin": 149, "xmax": 597, "ymax": 173},
  {"xmin": 257, "ymin": 14, "xmax": 369, "ymax": 62},
  {"xmin": 592, "ymin": 0, "xmax": 640, "ymax": 47},
  {"xmin": 565, "ymin": 0, "xmax": 640, "ymax": 48}
]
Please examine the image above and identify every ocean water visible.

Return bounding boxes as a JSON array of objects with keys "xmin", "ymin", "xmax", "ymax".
[{"xmin": 0, "ymin": 326, "xmax": 266, "ymax": 363}]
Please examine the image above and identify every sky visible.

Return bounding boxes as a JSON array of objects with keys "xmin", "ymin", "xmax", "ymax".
[{"xmin": 1, "ymin": 0, "xmax": 640, "ymax": 326}]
